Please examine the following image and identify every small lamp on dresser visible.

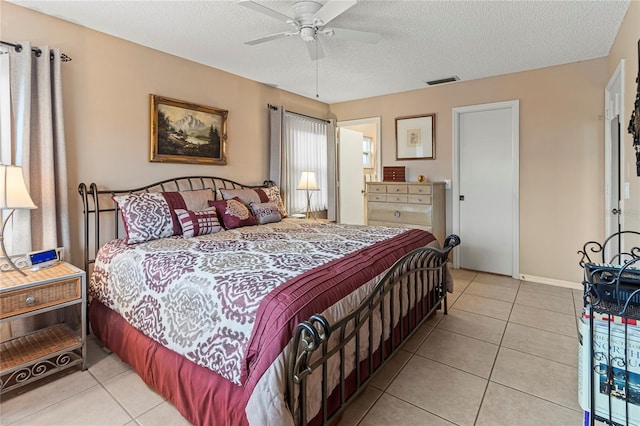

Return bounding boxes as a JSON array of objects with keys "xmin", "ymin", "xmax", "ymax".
[
  {"xmin": 0, "ymin": 164, "xmax": 37, "ymax": 276},
  {"xmin": 296, "ymin": 171, "xmax": 320, "ymax": 219}
]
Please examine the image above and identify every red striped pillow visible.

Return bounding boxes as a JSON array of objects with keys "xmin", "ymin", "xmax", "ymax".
[{"xmin": 174, "ymin": 207, "xmax": 222, "ymax": 238}]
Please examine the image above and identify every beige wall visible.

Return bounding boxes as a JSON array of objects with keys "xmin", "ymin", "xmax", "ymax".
[
  {"xmin": 608, "ymin": 0, "xmax": 640, "ymax": 236},
  {"xmin": 331, "ymin": 58, "xmax": 609, "ymax": 283},
  {"xmin": 2, "ymin": 2, "xmax": 329, "ymax": 266}
]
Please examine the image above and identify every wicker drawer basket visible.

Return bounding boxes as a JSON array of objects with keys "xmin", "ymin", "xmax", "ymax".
[{"xmin": 0, "ymin": 278, "xmax": 81, "ymax": 319}]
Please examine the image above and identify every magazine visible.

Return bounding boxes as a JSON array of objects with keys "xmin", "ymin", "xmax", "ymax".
[{"xmin": 578, "ymin": 310, "xmax": 640, "ymax": 426}]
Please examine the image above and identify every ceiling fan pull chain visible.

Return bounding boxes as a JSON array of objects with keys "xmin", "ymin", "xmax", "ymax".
[{"xmin": 316, "ymin": 42, "xmax": 319, "ymax": 98}]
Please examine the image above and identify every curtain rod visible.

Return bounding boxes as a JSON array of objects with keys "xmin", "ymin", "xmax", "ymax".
[
  {"xmin": 0, "ymin": 41, "xmax": 72, "ymax": 62},
  {"xmin": 267, "ymin": 103, "xmax": 330, "ymax": 124}
]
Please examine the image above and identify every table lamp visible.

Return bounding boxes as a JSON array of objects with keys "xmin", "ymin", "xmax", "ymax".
[
  {"xmin": 1, "ymin": 165, "xmax": 37, "ymax": 275},
  {"xmin": 296, "ymin": 171, "xmax": 320, "ymax": 219}
]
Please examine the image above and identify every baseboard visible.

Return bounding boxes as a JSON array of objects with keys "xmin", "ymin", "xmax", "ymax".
[{"xmin": 519, "ymin": 274, "xmax": 582, "ymax": 291}]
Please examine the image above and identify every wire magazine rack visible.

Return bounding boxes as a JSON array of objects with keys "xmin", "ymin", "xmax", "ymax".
[{"xmin": 578, "ymin": 231, "xmax": 640, "ymax": 426}]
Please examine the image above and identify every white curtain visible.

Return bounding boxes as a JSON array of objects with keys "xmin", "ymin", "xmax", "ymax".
[
  {"xmin": 269, "ymin": 106, "xmax": 335, "ymax": 216},
  {"xmin": 283, "ymin": 111, "xmax": 328, "ymax": 214},
  {"xmin": 0, "ymin": 41, "xmax": 70, "ymax": 338}
]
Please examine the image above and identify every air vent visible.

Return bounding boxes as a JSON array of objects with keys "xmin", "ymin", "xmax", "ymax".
[{"xmin": 426, "ymin": 76, "xmax": 460, "ymax": 86}]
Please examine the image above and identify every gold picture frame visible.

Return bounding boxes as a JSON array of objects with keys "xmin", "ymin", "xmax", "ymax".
[
  {"xmin": 395, "ymin": 113, "xmax": 435, "ymax": 160},
  {"xmin": 150, "ymin": 94, "xmax": 228, "ymax": 165}
]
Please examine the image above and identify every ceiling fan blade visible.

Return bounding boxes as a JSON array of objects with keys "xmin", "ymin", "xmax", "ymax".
[
  {"xmin": 323, "ymin": 27, "xmax": 381, "ymax": 44},
  {"xmin": 312, "ymin": 0, "xmax": 357, "ymax": 26},
  {"xmin": 306, "ymin": 41, "xmax": 325, "ymax": 61},
  {"xmin": 245, "ymin": 32, "xmax": 290, "ymax": 46},
  {"xmin": 238, "ymin": 0, "xmax": 292, "ymax": 23}
]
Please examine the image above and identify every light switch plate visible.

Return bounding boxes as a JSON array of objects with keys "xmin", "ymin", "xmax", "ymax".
[{"xmin": 624, "ymin": 182, "xmax": 630, "ymax": 200}]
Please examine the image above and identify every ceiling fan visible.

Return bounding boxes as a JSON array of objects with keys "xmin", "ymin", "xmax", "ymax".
[{"xmin": 238, "ymin": 0, "xmax": 382, "ymax": 60}]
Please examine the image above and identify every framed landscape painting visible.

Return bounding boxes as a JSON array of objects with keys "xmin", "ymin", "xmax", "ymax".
[{"xmin": 150, "ymin": 95, "xmax": 228, "ymax": 165}]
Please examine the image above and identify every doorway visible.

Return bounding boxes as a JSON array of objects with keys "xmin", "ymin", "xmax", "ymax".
[
  {"xmin": 605, "ymin": 60, "xmax": 625, "ymax": 259},
  {"xmin": 337, "ymin": 117, "xmax": 381, "ymax": 225},
  {"xmin": 453, "ymin": 100, "xmax": 520, "ymax": 278}
]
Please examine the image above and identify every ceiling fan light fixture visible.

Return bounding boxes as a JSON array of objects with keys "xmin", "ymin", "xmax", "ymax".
[{"xmin": 300, "ymin": 26, "xmax": 316, "ymax": 42}]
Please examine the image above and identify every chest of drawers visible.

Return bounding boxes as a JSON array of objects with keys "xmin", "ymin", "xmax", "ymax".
[{"xmin": 366, "ymin": 181, "xmax": 445, "ymax": 243}]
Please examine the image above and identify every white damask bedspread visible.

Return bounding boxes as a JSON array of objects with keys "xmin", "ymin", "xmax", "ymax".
[{"xmin": 90, "ymin": 220, "xmax": 409, "ymax": 385}]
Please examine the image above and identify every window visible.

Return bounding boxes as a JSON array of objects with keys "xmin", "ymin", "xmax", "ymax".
[{"xmin": 362, "ymin": 136, "xmax": 374, "ymax": 168}]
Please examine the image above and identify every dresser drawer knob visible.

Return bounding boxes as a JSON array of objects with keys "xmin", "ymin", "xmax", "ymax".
[
  {"xmin": 25, "ymin": 296, "xmax": 36, "ymax": 305},
  {"xmin": 394, "ymin": 211, "xmax": 401, "ymax": 218}
]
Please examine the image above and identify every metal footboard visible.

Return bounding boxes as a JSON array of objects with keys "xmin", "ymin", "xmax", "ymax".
[{"xmin": 287, "ymin": 234, "xmax": 460, "ymax": 426}]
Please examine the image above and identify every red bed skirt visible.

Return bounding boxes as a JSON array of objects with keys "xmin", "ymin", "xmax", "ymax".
[
  {"xmin": 90, "ymin": 300, "xmax": 251, "ymax": 426},
  {"xmin": 91, "ymin": 293, "xmax": 441, "ymax": 426}
]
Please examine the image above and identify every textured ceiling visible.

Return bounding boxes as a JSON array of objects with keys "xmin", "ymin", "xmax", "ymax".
[{"xmin": 10, "ymin": 0, "xmax": 631, "ymax": 104}]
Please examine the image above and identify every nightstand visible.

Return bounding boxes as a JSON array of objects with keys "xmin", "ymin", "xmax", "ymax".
[{"xmin": 0, "ymin": 262, "xmax": 86, "ymax": 394}]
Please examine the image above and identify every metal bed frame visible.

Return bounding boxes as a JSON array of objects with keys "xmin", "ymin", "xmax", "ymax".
[
  {"xmin": 78, "ymin": 175, "xmax": 460, "ymax": 426},
  {"xmin": 288, "ymin": 234, "xmax": 459, "ymax": 425},
  {"xmin": 78, "ymin": 176, "xmax": 271, "ymax": 274}
]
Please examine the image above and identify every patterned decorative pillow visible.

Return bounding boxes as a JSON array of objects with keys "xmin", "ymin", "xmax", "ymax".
[
  {"xmin": 113, "ymin": 188, "xmax": 214, "ymax": 244},
  {"xmin": 263, "ymin": 185, "xmax": 288, "ymax": 218},
  {"xmin": 174, "ymin": 207, "xmax": 222, "ymax": 238},
  {"xmin": 113, "ymin": 193, "xmax": 174, "ymax": 244},
  {"xmin": 219, "ymin": 188, "xmax": 270, "ymax": 205},
  {"xmin": 208, "ymin": 197, "xmax": 258, "ymax": 229},
  {"xmin": 248, "ymin": 202, "xmax": 282, "ymax": 225},
  {"xmin": 219, "ymin": 186, "xmax": 288, "ymax": 218}
]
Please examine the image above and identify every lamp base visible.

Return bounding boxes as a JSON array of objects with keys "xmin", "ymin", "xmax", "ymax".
[
  {"xmin": 1, "ymin": 209, "xmax": 27, "ymax": 276},
  {"xmin": 304, "ymin": 191, "xmax": 317, "ymax": 221}
]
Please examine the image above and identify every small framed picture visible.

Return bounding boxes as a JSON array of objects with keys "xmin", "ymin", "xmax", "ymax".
[
  {"xmin": 150, "ymin": 94, "xmax": 228, "ymax": 165},
  {"xmin": 395, "ymin": 113, "xmax": 435, "ymax": 160}
]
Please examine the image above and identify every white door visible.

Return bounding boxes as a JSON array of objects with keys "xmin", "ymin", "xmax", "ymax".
[
  {"xmin": 605, "ymin": 61, "xmax": 625, "ymax": 259},
  {"xmin": 338, "ymin": 128, "xmax": 365, "ymax": 225},
  {"xmin": 453, "ymin": 101, "xmax": 519, "ymax": 277}
]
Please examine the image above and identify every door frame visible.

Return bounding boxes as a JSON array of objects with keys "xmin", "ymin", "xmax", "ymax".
[
  {"xmin": 604, "ymin": 60, "xmax": 625, "ymax": 247},
  {"xmin": 452, "ymin": 100, "xmax": 520, "ymax": 278}
]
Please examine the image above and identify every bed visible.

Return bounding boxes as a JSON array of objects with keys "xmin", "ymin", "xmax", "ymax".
[{"xmin": 78, "ymin": 176, "xmax": 459, "ymax": 426}]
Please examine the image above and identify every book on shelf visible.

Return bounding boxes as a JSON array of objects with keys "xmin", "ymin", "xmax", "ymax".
[{"xmin": 579, "ymin": 309, "xmax": 640, "ymax": 426}]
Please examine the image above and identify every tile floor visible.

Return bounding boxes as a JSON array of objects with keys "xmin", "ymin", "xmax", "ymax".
[{"xmin": 0, "ymin": 269, "xmax": 584, "ymax": 425}]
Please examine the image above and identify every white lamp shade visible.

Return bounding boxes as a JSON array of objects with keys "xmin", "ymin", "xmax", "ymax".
[
  {"xmin": 296, "ymin": 171, "xmax": 320, "ymax": 191},
  {"xmin": 0, "ymin": 165, "xmax": 37, "ymax": 209}
]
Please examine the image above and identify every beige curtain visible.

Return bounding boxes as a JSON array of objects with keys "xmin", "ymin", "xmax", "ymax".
[{"xmin": 1, "ymin": 41, "xmax": 70, "ymax": 338}]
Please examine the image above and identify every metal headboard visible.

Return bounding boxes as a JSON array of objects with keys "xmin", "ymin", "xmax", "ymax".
[{"xmin": 78, "ymin": 176, "xmax": 273, "ymax": 275}]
